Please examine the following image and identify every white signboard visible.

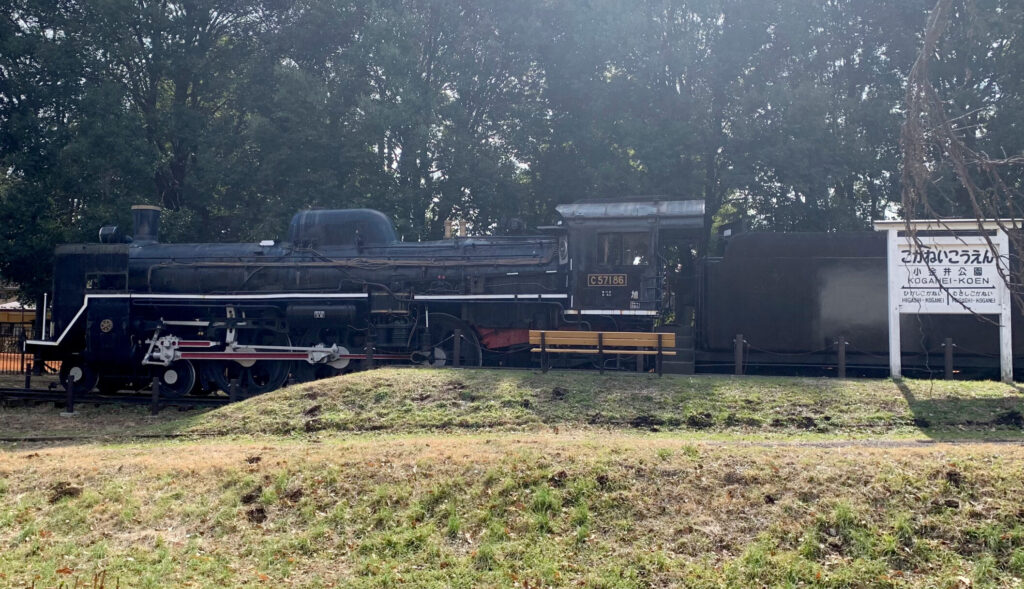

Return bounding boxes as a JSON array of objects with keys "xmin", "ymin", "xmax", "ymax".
[
  {"xmin": 895, "ymin": 242, "xmax": 1004, "ymax": 314},
  {"xmin": 874, "ymin": 220, "xmax": 1014, "ymax": 383}
]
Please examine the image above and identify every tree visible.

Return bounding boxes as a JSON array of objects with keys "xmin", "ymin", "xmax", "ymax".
[{"xmin": 901, "ymin": 0, "xmax": 1024, "ymax": 311}]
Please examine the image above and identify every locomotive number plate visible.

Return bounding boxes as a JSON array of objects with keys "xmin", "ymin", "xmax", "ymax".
[{"xmin": 587, "ymin": 274, "xmax": 627, "ymax": 287}]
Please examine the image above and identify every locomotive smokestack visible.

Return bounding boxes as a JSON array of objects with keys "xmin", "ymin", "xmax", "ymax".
[{"xmin": 131, "ymin": 205, "xmax": 162, "ymax": 243}]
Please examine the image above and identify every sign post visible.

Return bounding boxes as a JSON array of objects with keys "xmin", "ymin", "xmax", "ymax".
[{"xmin": 874, "ymin": 219, "xmax": 1015, "ymax": 383}]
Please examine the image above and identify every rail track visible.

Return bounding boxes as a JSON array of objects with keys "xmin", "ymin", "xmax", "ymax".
[{"xmin": 0, "ymin": 385, "xmax": 234, "ymax": 412}]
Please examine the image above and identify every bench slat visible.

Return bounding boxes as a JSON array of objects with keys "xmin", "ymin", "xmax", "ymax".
[
  {"xmin": 530, "ymin": 348, "xmax": 677, "ymax": 356},
  {"xmin": 528, "ymin": 331, "xmax": 675, "ymax": 347}
]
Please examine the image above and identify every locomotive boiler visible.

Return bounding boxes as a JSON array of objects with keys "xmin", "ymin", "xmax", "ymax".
[{"xmin": 26, "ymin": 200, "xmax": 705, "ymax": 396}]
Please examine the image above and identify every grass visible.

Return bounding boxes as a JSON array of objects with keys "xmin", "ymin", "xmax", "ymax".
[
  {"xmin": 3, "ymin": 368, "xmax": 1024, "ymax": 587},
  {"xmin": 3, "ymin": 433, "xmax": 1024, "ymax": 587},
  {"xmin": 0, "ymin": 402, "xmax": 207, "ymax": 440},
  {"xmin": 160, "ymin": 368, "xmax": 1024, "ymax": 440},
  {"xmin": 0, "ymin": 373, "xmax": 59, "ymax": 388}
]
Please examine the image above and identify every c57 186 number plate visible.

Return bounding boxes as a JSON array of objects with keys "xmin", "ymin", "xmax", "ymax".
[{"xmin": 587, "ymin": 274, "xmax": 627, "ymax": 287}]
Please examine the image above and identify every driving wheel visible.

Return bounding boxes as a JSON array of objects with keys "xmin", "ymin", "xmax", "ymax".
[
  {"xmin": 59, "ymin": 358, "xmax": 99, "ymax": 395},
  {"xmin": 414, "ymin": 313, "xmax": 482, "ymax": 367},
  {"xmin": 202, "ymin": 328, "xmax": 291, "ymax": 396}
]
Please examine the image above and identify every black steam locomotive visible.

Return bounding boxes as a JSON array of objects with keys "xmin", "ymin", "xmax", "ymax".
[
  {"xmin": 26, "ymin": 197, "xmax": 1023, "ymax": 395},
  {"xmin": 26, "ymin": 200, "xmax": 705, "ymax": 395}
]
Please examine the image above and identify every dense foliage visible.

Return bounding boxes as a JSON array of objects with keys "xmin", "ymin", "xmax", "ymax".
[{"xmin": 1, "ymin": 0, "xmax": 1021, "ymax": 299}]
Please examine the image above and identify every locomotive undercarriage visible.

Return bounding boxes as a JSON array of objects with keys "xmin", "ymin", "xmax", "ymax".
[{"xmin": 57, "ymin": 297, "xmax": 535, "ymax": 398}]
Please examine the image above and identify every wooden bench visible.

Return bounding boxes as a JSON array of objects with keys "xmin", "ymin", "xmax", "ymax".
[{"xmin": 529, "ymin": 330, "xmax": 676, "ymax": 375}]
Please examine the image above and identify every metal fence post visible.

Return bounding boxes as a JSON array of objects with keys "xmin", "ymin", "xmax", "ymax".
[
  {"xmin": 150, "ymin": 377, "xmax": 161, "ymax": 415},
  {"xmin": 734, "ymin": 334, "xmax": 744, "ymax": 376},
  {"xmin": 944, "ymin": 337, "xmax": 954, "ymax": 380},
  {"xmin": 64, "ymin": 380, "xmax": 75, "ymax": 414},
  {"xmin": 364, "ymin": 335, "xmax": 375, "ymax": 370},
  {"xmin": 657, "ymin": 333, "xmax": 664, "ymax": 377},
  {"xmin": 598, "ymin": 332, "xmax": 605, "ymax": 375},
  {"xmin": 229, "ymin": 377, "xmax": 240, "ymax": 403},
  {"xmin": 19, "ymin": 332, "xmax": 29, "ymax": 388},
  {"xmin": 541, "ymin": 331, "xmax": 549, "ymax": 373},
  {"xmin": 837, "ymin": 335, "xmax": 847, "ymax": 379},
  {"xmin": 453, "ymin": 329, "xmax": 462, "ymax": 368},
  {"xmin": 22, "ymin": 340, "xmax": 31, "ymax": 389}
]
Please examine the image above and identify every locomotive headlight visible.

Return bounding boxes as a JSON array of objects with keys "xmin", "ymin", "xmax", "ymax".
[
  {"xmin": 100, "ymin": 319, "xmax": 114, "ymax": 333},
  {"xmin": 558, "ymin": 237, "xmax": 569, "ymax": 265}
]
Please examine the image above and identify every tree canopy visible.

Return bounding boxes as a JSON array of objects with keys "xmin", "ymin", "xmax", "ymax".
[{"xmin": 2, "ymin": 0, "xmax": 1021, "ymax": 299}]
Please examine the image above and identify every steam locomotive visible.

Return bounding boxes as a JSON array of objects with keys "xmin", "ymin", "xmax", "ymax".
[
  {"xmin": 26, "ymin": 197, "xmax": 1023, "ymax": 395},
  {"xmin": 26, "ymin": 200, "xmax": 705, "ymax": 395}
]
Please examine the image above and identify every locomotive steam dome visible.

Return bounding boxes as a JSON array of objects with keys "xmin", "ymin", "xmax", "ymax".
[{"xmin": 287, "ymin": 209, "xmax": 398, "ymax": 247}]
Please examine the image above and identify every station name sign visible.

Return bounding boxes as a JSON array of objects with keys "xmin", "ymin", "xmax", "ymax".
[
  {"xmin": 874, "ymin": 219, "xmax": 1015, "ymax": 383},
  {"xmin": 895, "ymin": 243, "xmax": 1003, "ymax": 314}
]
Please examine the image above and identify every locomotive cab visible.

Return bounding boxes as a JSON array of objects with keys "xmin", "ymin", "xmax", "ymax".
[{"xmin": 556, "ymin": 199, "xmax": 704, "ymax": 319}]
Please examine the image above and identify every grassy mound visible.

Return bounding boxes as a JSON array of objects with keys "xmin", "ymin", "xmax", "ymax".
[
  {"xmin": 3, "ymin": 435, "xmax": 1024, "ymax": 587},
  {"xmin": 173, "ymin": 368, "xmax": 1024, "ymax": 438}
]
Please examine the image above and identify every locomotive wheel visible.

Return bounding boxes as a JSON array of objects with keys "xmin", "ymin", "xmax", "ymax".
[
  {"xmin": 97, "ymin": 377, "xmax": 123, "ymax": 395},
  {"xmin": 156, "ymin": 360, "xmax": 197, "ymax": 398},
  {"xmin": 203, "ymin": 359, "xmax": 290, "ymax": 397},
  {"xmin": 59, "ymin": 359, "xmax": 99, "ymax": 395},
  {"xmin": 202, "ymin": 329, "xmax": 292, "ymax": 396},
  {"xmin": 417, "ymin": 313, "xmax": 482, "ymax": 367}
]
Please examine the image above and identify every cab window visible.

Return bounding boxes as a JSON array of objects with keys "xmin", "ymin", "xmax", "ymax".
[
  {"xmin": 85, "ymin": 272, "xmax": 127, "ymax": 291},
  {"xmin": 598, "ymin": 233, "xmax": 649, "ymax": 266}
]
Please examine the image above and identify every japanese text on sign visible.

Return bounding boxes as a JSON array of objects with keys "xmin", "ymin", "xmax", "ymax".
[{"xmin": 895, "ymin": 244, "xmax": 1004, "ymax": 314}]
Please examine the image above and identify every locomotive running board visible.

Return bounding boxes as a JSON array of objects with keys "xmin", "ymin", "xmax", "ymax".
[
  {"xmin": 25, "ymin": 292, "xmax": 369, "ymax": 348},
  {"xmin": 177, "ymin": 351, "xmax": 408, "ymax": 361},
  {"xmin": 413, "ymin": 294, "xmax": 567, "ymax": 301},
  {"xmin": 563, "ymin": 309, "xmax": 659, "ymax": 316}
]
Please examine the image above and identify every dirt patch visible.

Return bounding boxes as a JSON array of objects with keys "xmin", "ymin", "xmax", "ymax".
[
  {"xmin": 724, "ymin": 414, "xmax": 761, "ymax": 427},
  {"xmin": 631, "ymin": 414, "xmax": 665, "ymax": 429},
  {"xmin": 551, "ymin": 387, "xmax": 568, "ymax": 400},
  {"xmin": 246, "ymin": 506, "xmax": 267, "ymax": 524},
  {"xmin": 240, "ymin": 488, "xmax": 261, "ymax": 505},
  {"xmin": 548, "ymin": 470, "xmax": 568, "ymax": 487},
  {"xmin": 303, "ymin": 404, "xmax": 322, "ymax": 418},
  {"xmin": 770, "ymin": 416, "xmax": 817, "ymax": 429},
  {"xmin": 722, "ymin": 470, "xmax": 748, "ymax": 486},
  {"xmin": 284, "ymin": 487, "xmax": 304, "ymax": 502},
  {"xmin": 442, "ymin": 382, "xmax": 467, "ymax": 397},
  {"xmin": 245, "ymin": 455, "xmax": 262, "ymax": 465},
  {"xmin": 994, "ymin": 409, "xmax": 1024, "ymax": 427},
  {"xmin": 49, "ymin": 481, "xmax": 82, "ymax": 503},
  {"xmin": 685, "ymin": 413, "xmax": 714, "ymax": 429}
]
